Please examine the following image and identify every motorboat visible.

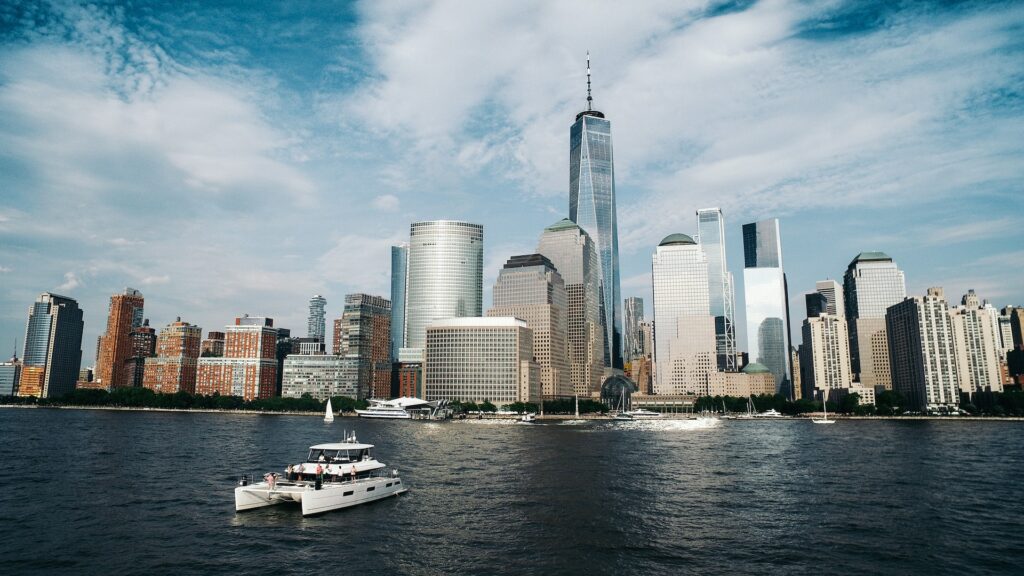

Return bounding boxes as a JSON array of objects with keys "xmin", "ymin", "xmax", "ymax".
[
  {"xmin": 355, "ymin": 397, "xmax": 448, "ymax": 419},
  {"xmin": 518, "ymin": 413, "xmax": 537, "ymax": 423},
  {"xmin": 355, "ymin": 402, "xmax": 412, "ymax": 419},
  {"xmin": 234, "ymin": 433, "xmax": 406, "ymax": 516},
  {"xmin": 623, "ymin": 408, "xmax": 664, "ymax": 419},
  {"xmin": 757, "ymin": 408, "xmax": 784, "ymax": 418}
]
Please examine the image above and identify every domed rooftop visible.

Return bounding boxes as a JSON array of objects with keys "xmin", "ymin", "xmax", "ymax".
[
  {"xmin": 659, "ymin": 233, "xmax": 696, "ymax": 247},
  {"xmin": 741, "ymin": 362, "xmax": 771, "ymax": 374},
  {"xmin": 600, "ymin": 375, "xmax": 637, "ymax": 398}
]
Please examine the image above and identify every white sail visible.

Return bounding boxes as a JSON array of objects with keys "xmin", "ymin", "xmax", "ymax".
[{"xmin": 324, "ymin": 399, "xmax": 335, "ymax": 423}]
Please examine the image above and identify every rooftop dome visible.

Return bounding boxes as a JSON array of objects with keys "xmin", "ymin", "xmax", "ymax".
[
  {"xmin": 659, "ymin": 233, "xmax": 696, "ymax": 247},
  {"xmin": 741, "ymin": 362, "xmax": 771, "ymax": 374}
]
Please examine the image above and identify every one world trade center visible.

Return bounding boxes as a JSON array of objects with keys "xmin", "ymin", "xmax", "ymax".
[{"xmin": 569, "ymin": 54, "xmax": 622, "ymax": 370}]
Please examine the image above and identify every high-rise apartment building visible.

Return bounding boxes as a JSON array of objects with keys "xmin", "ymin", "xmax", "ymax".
[
  {"xmin": 389, "ymin": 243, "xmax": 409, "ymax": 361},
  {"xmin": 335, "ymin": 293, "xmax": 391, "ymax": 399},
  {"xmin": 886, "ymin": 288, "xmax": 960, "ymax": 412},
  {"xmin": 623, "ymin": 297, "xmax": 644, "ymax": 362},
  {"xmin": 196, "ymin": 315, "xmax": 278, "ymax": 400},
  {"xmin": 537, "ymin": 219, "xmax": 604, "ymax": 396},
  {"xmin": 201, "ymin": 331, "xmax": 225, "ymax": 357},
  {"xmin": 143, "ymin": 318, "xmax": 202, "ymax": 394},
  {"xmin": 800, "ymin": 306, "xmax": 853, "ymax": 399},
  {"xmin": 1006, "ymin": 306, "xmax": 1024, "ymax": 350},
  {"xmin": 998, "ymin": 307, "xmax": 1016, "ymax": 355},
  {"xmin": 95, "ymin": 288, "xmax": 145, "ymax": 389},
  {"xmin": 307, "ymin": 295, "xmax": 326, "ymax": 344},
  {"xmin": 403, "ymin": 221, "xmax": 483, "ymax": 359},
  {"xmin": 123, "ymin": 319, "xmax": 156, "ymax": 388},
  {"xmin": 844, "ymin": 252, "xmax": 906, "ymax": 389},
  {"xmin": 950, "ymin": 290, "xmax": 1002, "ymax": 394},
  {"xmin": 696, "ymin": 208, "xmax": 737, "ymax": 371},
  {"xmin": 569, "ymin": 55, "xmax": 622, "ymax": 370},
  {"xmin": 423, "ymin": 317, "xmax": 539, "ymax": 405},
  {"xmin": 742, "ymin": 219, "xmax": 792, "ymax": 397},
  {"xmin": 652, "ymin": 234, "xmax": 716, "ymax": 396},
  {"xmin": 20, "ymin": 293, "xmax": 83, "ymax": 398},
  {"xmin": 487, "ymin": 254, "xmax": 571, "ymax": 398}
]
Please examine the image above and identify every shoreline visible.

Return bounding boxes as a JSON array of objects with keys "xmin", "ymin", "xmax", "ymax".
[{"xmin": 2, "ymin": 404, "xmax": 1022, "ymax": 421}]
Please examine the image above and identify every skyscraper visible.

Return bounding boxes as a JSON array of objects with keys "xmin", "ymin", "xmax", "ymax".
[
  {"xmin": 143, "ymin": 318, "xmax": 202, "ymax": 394},
  {"xmin": 196, "ymin": 315, "xmax": 278, "ymax": 400},
  {"xmin": 488, "ymin": 254, "xmax": 571, "ymax": 398},
  {"xmin": 403, "ymin": 220, "xmax": 483, "ymax": 359},
  {"xmin": 697, "ymin": 208, "xmax": 737, "ymax": 371},
  {"xmin": 307, "ymin": 295, "xmax": 326, "ymax": 344},
  {"xmin": 886, "ymin": 288, "xmax": 960, "ymax": 412},
  {"xmin": 390, "ymin": 243, "xmax": 409, "ymax": 361},
  {"xmin": 742, "ymin": 219, "xmax": 792, "ymax": 397},
  {"xmin": 95, "ymin": 288, "xmax": 145, "ymax": 389},
  {"xmin": 950, "ymin": 290, "xmax": 1002, "ymax": 394},
  {"xmin": 652, "ymin": 233, "xmax": 716, "ymax": 396},
  {"xmin": 20, "ymin": 293, "xmax": 84, "ymax": 398},
  {"xmin": 844, "ymin": 252, "xmax": 906, "ymax": 389},
  {"xmin": 336, "ymin": 293, "xmax": 392, "ymax": 399},
  {"xmin": 815, "ymin": 280, "xmax": 844, "ymax": 317},
  {"xmin": 569, "ymin": 54, "xmax": 622, "ymax": 370},
  {"xmin": 623, "ymin": 297, "xmax": 644, "ymax": 362},
  {"xmin": 537, "ymin": 219, "xmax": 604, "ymax": 396}
]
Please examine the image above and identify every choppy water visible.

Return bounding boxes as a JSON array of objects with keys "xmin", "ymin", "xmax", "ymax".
[{"xmin": 0, "ymin": 409, "xmax": 1021, "ymax": 575}]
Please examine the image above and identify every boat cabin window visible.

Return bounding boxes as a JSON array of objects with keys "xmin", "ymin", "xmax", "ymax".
[{"xmin": 308, "ymin": 449, "xmax": 341, "ymax": 462}]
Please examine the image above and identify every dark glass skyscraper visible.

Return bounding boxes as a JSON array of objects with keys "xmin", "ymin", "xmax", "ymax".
[
  {"xmin": 569, "ymin": 55, "xmax": 622, "ymax": 370},
  {"xmin": 20, "ymin": 293, "xmax": 84, "ymax": 398}
]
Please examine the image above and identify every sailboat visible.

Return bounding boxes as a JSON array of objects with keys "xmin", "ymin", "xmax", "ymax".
[
  {"xmin": 574, "ymin": 394, "xmax": 580, "ymax": 418},
  {"xmin": 324, "ymin": 398, "xmax": 335, "ymax": 423},
  {"xmin": 812, "ymin": 392, "xmax": 835, "ymax": 425}
]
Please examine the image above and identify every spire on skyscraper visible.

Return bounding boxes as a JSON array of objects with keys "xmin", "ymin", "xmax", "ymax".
[{"xmin": 586, "ymin": 51, "xmax": 593, "ymax": 111}]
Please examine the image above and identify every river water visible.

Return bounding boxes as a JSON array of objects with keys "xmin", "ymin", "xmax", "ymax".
[{"xmin": 0, "ymin": 409, "xmax": 1020, "ymax": 575}]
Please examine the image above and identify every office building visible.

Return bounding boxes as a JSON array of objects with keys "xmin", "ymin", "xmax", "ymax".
[
  {"xmin": 20, "ymin": 293, "xmax": 83, "ymax": 398},
  {"xmin": 569, "ymin": 55, "xmax": 622, "ymax": 370},
  {"xmin": 815, "ymin": 280, "xmax": 844, "ymax": 317},
  {"xmin": 488, "ymin": 254, "xmax": 571, "ymax": 398},
  {"xmin": 403, "ymin": 220, "xmax": 483, "ymax": 359},
  {"xmin": 1004, "ymin": 306, "xmax": 1024, "ymax": 350},
  {"xmin": 423, "ymin": 317, "xmax": 539, "ymax": 405},
  {"xmin": 623, "ymin": 297, "xmax": 644, "ymax": 362},
  {"xmin": 844, "ymin": 252, "xmax": 906, "ymax": 389},
  {"xmin": 707, "ymin": 364, "xmax": 777, "ymax": 397},
  {"xmin": 950, "ymin": 290, "xmax": 1002, "ymax": 394},
  {"xmin": 95, "ymin": 288, "xmax": 145, "ymax": 389},
  {"xmin": 390, "ymin": 243, "xmax": 409, "ymax": 361},
  {"xmin": 537, "ymin": 219, "xmax": 604, "ymax": 396},
  {"xmin": 696, "ymin": 208, "xmax": 737, "ymax": 371},
  {"xmin": 196, "ymin": 315, "xmax": 278, "ymax": 400},
  {"xmin": 0, "ymin": 353, "xmax": 21, "ymax": 396},
  {"xmin": 742, "ymin": 219, "xmax": 792, "ymax": 397},
  {"xmin": 143, "ymin": 318, "xmax": 202, "ymax": 394},
  {"xmin": 886, "ymin": 288, "xmax": 960, "ymax": 412},
  {"xmin": 652, "ymin": 233, "xmax": 716, "ymax": 396},
  {"xmin": 335, "ymin": 293, "xmax": 391, "ymax": 399},
  {"xmin": 281, "ymin": 355, "xmax": 361, "ymax": 401},
  {"xmin": 800, "ymin": 311, "xmax": 854, "ymax": 399}
]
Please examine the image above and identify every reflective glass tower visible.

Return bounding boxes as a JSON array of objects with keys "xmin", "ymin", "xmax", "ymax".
[
  {"xmin": 389, "ymin": 243, "xmax": 409, "ymax": 361},
  {"xmin": 843, "ymin": 252, "xmax": 905, "ymax": 389},
  {"xmin": 404, "ymin": 221, "xmax": 483, "ymax": 359},
  {"xmin": 623, "ymin": 297, "xmax": 644, "ymax": 361},
  {"xmin": 20, "ymin": 293, "xmax": 84, "ymax": 398},
  {"xmin": 696, "ymin": 208, "xmax": 737, "ymax": 371},
  {"xmin": 742, "ymin": 218, "xmax": 793, "ymax": 397},
  {"xmin": 569, "ymin": 54, "xmax": 622, "ymax": 370},
  {"xmin": 307, "ymin": 295, "xmax": 326, "ymax": 342}
]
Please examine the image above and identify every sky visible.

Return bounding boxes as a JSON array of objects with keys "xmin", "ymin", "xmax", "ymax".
[{"xmin": 1, "ymin": 0, "xmax": 1022, "ymax": 366}]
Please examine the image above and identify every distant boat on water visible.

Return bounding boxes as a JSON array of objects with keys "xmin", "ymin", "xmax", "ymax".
[{"xmin": 324, "ymin": 399, "xmax": 334, "ymax": 423}]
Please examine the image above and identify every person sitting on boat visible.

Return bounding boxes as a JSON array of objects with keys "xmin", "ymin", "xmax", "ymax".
[{"xmin": 317, "ymin": 452, "xmax": 326, "ymax": 463}]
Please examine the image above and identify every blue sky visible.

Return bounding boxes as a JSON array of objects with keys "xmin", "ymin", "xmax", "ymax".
[{"xmin": 1, "ymin": 0, "xmax": 1022, "ymax": 365}]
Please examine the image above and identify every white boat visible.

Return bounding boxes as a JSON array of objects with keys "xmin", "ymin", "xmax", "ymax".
[
  {"xmin": 355, "ymin": 397, "xmax": 446, "ymax": 419},
  {"xmin": 235, "ymin": 433, "xmax": 406, "ymax": 516},
  {"xmin": 812, "ymin": 392, "xmax": 835, "ymax": 425},
  {"xmin": 757, "ymin": 408, "xmax": 784, "ymax": 418},
  {"xmin": 355, "ymin": 403, "xmax": 412, "ymax": 419},
  {"xmin": 518, "ymin": 413, "xmax": 537, "ymax": 423},
  {"xmin": 621, "ymin": 408, "xmax": 663, "ymax": 419},
  {"xmin": 324, "ymin": 398, "xmax": 334, "ymax": 423}
]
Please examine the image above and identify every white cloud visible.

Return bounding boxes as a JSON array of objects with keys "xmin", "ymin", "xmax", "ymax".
[
  {"xmin": 372, "ymin": 194, "xmax": 401, "ymax": 212},
  {"xmin": 0, "ymin": 265, "xmax": 11, "ymax": 273},
  {"xmin": 57, "ymin": 272, "xmax": 80, "ymax": 291}
]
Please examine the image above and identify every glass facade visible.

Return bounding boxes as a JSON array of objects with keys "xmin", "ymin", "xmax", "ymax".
[
  {"xmin": 742, "ymin": 219, "xmax": 792, "ymax": 396},
  {"xmin": 623, "ymin": 296, "xmax": 644, "ymax": 360},
  {"xmin": 337, "ymin": 293, "xmax": 391, "ymax": 399},
  {"xmin": 652, "ymin": 235, "xmax": 716, "ymax": 395},
  {"xmin": 537, "ymin": 220, "xmax": 604, "ymax": 396},
  {"xmin": 570, "ymin": 110, "xmax": 622, "ymax": 370},
  {"xmin": 389, "ymin": 244, "xmax": 409, "ymax": 361},
  {"xmin": 307, "ymin": 295, "xmax": 326, "ymax": 342},
  {"xmin": 843, "ymin": 252, "xmax": 906, "ymax": 385},
  {"xmin": 21, "ymin": 293, "xmax": 84, "ymax": 398},
  {"xmin": 404, "ymin": 221, "xmax": 483, "ymax": 358},
  {"xmin": 697, "ymin": 208, "xmax": 737, "ymax": 371}
]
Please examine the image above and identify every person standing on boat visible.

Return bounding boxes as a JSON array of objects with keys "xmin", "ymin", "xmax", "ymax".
[
  {"xmin": 350, "ymin": 464, "xmax": 357, "ymax": 483},
  {"xmin": 286, "ymin": 464, "xmax": 293, "ymax": 481},
  {"xmin": 315, "ymin": 464, "xmax": 324, "ymax": 490}
]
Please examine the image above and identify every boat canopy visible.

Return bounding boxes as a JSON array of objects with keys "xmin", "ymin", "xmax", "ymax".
[{"xmin": 309, "ymin": 442, "xmax": 374, "ymax": 451}]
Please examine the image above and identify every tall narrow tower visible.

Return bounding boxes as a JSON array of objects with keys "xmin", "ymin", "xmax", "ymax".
[
  {"xmin": 307, "ymin": 295, "xmax": 326, "ymax": 343},
  {"xmin": 696, "ymin": 208, "xmax": 737, "ymax": 372},
  {"xmin": 569, "ymin": 53, "xmax": 622, "ymax": 370}
]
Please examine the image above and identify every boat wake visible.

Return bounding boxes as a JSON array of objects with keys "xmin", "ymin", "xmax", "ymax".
[{"xmin": 610, "ymin": 418, "xmax": 721, "ymax": 431}]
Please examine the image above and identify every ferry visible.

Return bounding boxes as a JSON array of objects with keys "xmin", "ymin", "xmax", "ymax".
[
  {"xmin": 234, "ymin": 433, "xmax": 406, "ymax": 516},
  {"xmin": 355, "ymin": 397, "xmax": 449, "ymax": 419}
]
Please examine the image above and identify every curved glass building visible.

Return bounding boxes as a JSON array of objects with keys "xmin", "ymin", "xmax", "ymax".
[
  {"xmin": 403, "ymin": 221, "xmax": 483, "ymax": 358},
  {"xmin": 569, "ymin": 58, "xmax": 622, "ymax": 370}
]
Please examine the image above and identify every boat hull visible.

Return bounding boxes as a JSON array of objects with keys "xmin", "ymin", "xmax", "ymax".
[
  {"xmin": 354, "ymin": 411, "xmax": 412, "ymax": 419},
  {"xmin": 235, "ymin": 476, "xmax": 407, "ymax": 516}
]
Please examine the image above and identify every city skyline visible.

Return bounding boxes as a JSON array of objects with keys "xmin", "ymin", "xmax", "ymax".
[{"xmin": 2, "ymin": 2, "xmax": 1024, "ymax": 367}]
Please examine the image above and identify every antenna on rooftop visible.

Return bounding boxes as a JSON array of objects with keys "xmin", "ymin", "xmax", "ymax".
[{"xmin": 586, "ymin": 51, "xmax": 593, "ymax": 111}]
